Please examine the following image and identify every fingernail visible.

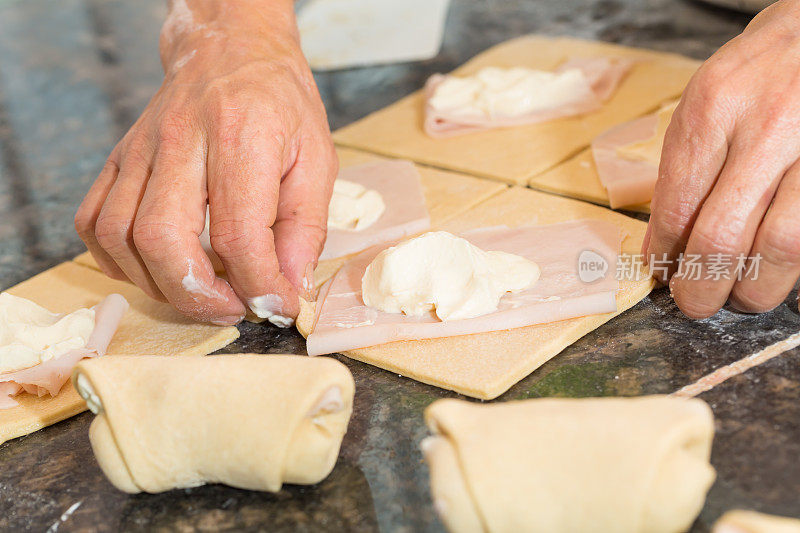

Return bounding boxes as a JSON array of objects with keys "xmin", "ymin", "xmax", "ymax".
[
  {"xmin": 212, "ymin": 315, "xmax": 243, "ymax": 326},
  {"xmin": 302, "ymin": 263, "xmax": 315, "ymax": 300}
]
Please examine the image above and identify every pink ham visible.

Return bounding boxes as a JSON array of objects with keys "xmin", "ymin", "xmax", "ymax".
[
  {"xmin": 591, "ymin": 114, "xmax": 659, "ymax": 209},
  {"xmin": 0, "ymin": 293, "xmax": 129, "ymax": 408},
  {"xmin": 424, "ymin": 57, "xmax": 634, "ymax": 138},
  {"xmin": 307, "ymin": 220, "xmax": 622, "ymax": 356},
  {"xmin": 320, "ymin": 160, "xmax": 431, "ymax": 260}
]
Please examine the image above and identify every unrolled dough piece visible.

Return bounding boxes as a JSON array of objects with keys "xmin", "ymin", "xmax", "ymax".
[
  {"xmin": 529, "ymin": 148, "xmax": 651, "ymax": 213},
  {"xmin": 0, "ymin": 262, "xmax": 239, "ymax": 445},
  {"xmin": 422, "ymin": 396, "xmax": 715, "ymax": 533},
  {"xmin": 297, "ymin": 186, "xmax": 655, "ymax": 399},
  {"xmin": 74, "ymin": 147, "xmax": 507, "ymax": 290},
  {"xmin": 73, "ymin": 354, "xmax": 354, "ymax": 493},
  {"xmin": 713, "ymin": 511, "xmax": 800, "ymax": 533},
  {"xmin": 333, "ymin": 35, "xmax": 700, "ymax": 185}
]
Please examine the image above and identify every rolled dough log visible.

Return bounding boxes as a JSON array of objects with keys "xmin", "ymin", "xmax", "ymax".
[
  {"xmin": 0, "ymin": 262, "xmax": 239, "ymax": 445},
  {"xmin": 713, "ymin": 511, "xmax": 800, "ymax": 533},
  {"xmin": 297, "ymin": 186, "xmax": 655, "ymax": 399},
  {"xmin": 72, "ymin": 354, "xmax": 355, "ymax": 493},
  {"xmin": 333, "ymin": 35, "xmax": 700, "ymax": 186},
  {"xmin": 422, "ymin": 395, "xmax": 716, "ymax": 533}
]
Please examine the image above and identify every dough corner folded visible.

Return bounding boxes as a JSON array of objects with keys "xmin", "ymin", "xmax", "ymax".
[
  {"xmin": 72, "ymin": 354, "xmax": 354, "ymax": 494},
  {"xmin": 422, "ymin": 395, "xmax": 716, "ymax": 533}
]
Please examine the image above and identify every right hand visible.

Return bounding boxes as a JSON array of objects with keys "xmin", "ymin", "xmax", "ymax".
[{"xmin": 75, "ymin": 0, "xmax": 337, "ymax": 326}]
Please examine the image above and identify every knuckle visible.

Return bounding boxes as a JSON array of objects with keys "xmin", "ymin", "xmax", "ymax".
[
  {"xmin": 209, "ymin": 219, "xmax": 262, "ymax": 259},
  {"xmin": 74, "ymin": 204, "xmax": 96, "ymax": 239},
  {"xmin": 156, "ymin": 109, "xmax": 194, "ymax": 144},
  {"xmin": 94, "ymin": 215, "xmax": 133, "ymax": 253},
  {"xmin": 132, "ymin": 216, "xmax": 180, "ymax": 256},
  {"xmin": 676, "ymin": 296, "xmax": 720, "ymax": 319},
  {"xmin": 760, "ymin": 224, "xmax": 800, "ymax": 265},
  {"xmin": 691, "ymin": 222, "xmax": 744, "ymax": 256}
]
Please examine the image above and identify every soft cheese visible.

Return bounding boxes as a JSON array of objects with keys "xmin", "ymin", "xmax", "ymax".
[
  {"xmin": 427, "ymin": 66, "xmax": 595, "ymax": 121},
  {"xmin": 361, "ymin": 231, "xmax": 540, "ymax": 321},
  {"xmin": 0, "ymin": 292, "xmax": 95, "ymax": 373},
  {"xmin": 328, "ymin": 179, "xmax": 386, "ymax": 231}
]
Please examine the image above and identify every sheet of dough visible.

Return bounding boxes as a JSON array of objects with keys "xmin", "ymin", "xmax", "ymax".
[
  {"xmin": 73, "ymin": 354, "xmax": 354, "ymax": 493},
  {"xmin": 0, "ymin": 262, "xmax": 239, "ymax": 445},
  {"xmin": 422, "ymin": 396, "xmax": 715, "ymax": 533},
  {"xmin": 530, "ymin": 148, "xmax": 651, "ymax": 213},
  {"xmin": 297, "ymin": 186, "xmax": 656, "ymax": 399},
  {"xmin": 714, "ymin": 511, "xmax": 800, "ymax": 533},
  {"xmin": 332, "ymin": 35, "xmax": 701, "ymax": 186},
  {"xmin": 74, "ymin": 146, "xmax": 507, "ymax": 288}
]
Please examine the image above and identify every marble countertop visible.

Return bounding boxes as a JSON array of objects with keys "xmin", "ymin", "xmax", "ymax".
[{"xmin": 1, "ymin": 0, "xmax": 797, "ymax": 531}]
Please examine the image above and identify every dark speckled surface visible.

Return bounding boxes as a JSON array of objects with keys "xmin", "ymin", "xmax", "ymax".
[{"xmin": 1, "ymin": 0, "xmax": 798, "ymax": 531}]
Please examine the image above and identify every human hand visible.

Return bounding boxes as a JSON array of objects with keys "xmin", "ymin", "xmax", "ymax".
[
  {"xmin": 75, "ymin": 0, "xmax": 337, "ymax": 326},
  {"xmin": 644, "ymin": 0, "xmax": 800, "ymax": 318}
]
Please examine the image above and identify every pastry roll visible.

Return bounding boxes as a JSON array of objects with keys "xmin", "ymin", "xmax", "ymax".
[
  {"xmin": 72, "ymin": 354, "xmax": 354, "ymax": 494},
  {"xmin": 714, "ymin": 511, "xmax": 800, "ymax": 533},
  {"xmin": 422, "ymin": 395, "xmax": 715, "ymax": 533}
]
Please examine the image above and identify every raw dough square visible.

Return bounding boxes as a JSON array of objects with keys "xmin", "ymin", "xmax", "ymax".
[
  {"xmin": 332, "ymin": 35, "xmax": 700, "ymax": 186},
  {"xmin": 0, "ymin": 261, "xmax": 239, "ymax": 445},
  {"xmin": 298, "ymin": 187, "xmax": 655, "ymax": 399},
  {"xmin": 529, "ymin": 148, "xmax": 651, "ymax": 213}
]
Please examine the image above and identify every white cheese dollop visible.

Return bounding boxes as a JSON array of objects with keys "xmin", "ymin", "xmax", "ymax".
[
  {"xmin": 428, "ymin": 66, "xmax": 593, "ymax": 120},
  {"xmin": 361, "ymin": 231, "xmax": 540, "ymax": 321},
  {"xmin": 0, "ymin": 292, "xmax": 95, "ymax": 373},
  {"xmin": 327, "ymin": 180, "xmax": 386, "ymax": 231}
]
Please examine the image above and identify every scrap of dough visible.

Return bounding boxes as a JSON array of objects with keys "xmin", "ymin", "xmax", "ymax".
[
  {"xmin": 328, "ymin": 179, "xmax": 386, "ymax": 231},
  {"xmin": 333, "ymin": 35, "xmax": 701, "ymax": 185},
  {"xmin": 73, "ymin": 354, "xmax": 355, "ymax": 493},
  {"xmin": 422, "ymin": 396, "xmax": 715, "ymax": 533},
  {"xmin": 0, "ymin": 262, "xmax": 239, "ymax": 445},
  {"xmin": 362, "ymin": 231, "xmax": 540, "ymax": 321},
  {"xmin": 713, "ymin": 511, "xmax": 800, "ymax": 533},
  {"xmin": 298, "ymin": 0, "xmax": 451, "ymax": 70},
  {"xmin": 297, "ymin": 186, "xmax": 655, "ymax": 399}
]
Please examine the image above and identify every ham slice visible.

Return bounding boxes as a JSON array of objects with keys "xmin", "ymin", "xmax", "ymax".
[
  {"xmin": 307, "ymin": 220, "xmax": 622, "ymax": 356},
  {"xmin": 320, "ymin": 160, "xmax": 431, "ymax": 260},
  {"xmin": 0, "ymin": 293, "xmax": 128, "ymax": 408},
  {"xmin": 592, "ymin": 101, "xmax": 678, "ymax": 209},
  {"xmin": 424, "ymin": 57, "xmax": 634, "ymax": 138}
]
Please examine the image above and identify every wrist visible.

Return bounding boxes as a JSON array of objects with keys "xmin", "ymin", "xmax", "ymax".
[{"xmin": 159, "ymin": 0, "xmax": 300, "ymax": 70}]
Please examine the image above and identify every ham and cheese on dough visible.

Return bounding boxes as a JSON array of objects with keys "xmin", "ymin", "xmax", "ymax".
[
  {"xmin": 321, "ymin": 160, "xmax": 431, "ymax": 260},
  {"xmin": 424, "ymin": 57, "xmax": 633, "ymax": 138},
  {"xmin": 306, "ymin": 220, "xmax": 621, "ymax": 356},
  {"xmin": 0, "ymin": 293, "xmax": 128, "ymax": 409},
  {"xmin": 592, "ymin": 100, "xmax": 679, "ymax": 208}
]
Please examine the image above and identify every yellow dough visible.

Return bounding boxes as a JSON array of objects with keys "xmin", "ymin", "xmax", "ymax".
[
  {"xmin": 297, "ymin": 186, "xmax": 656, "ymax": 399},
  {"xmin": 73, "ymin": 354, "xmax": 354, "ymax": 493},
  {"xmin": 75, "ymin": 146, "xmax": 507, "ymax": 290},
  {"xmin": 332, "ymin": 35, "xmax": 700, "ymax": 186},
  {"xmin": 713, "ymin": 511, "xmax": 800, "ymax": 533},
  {"xmin": 422, "ymin": 396, "xmax": 716, "ymax": 533},
  {"xmin": 0, "ymin": 262, "xmax": 239, "ymax": 445}
]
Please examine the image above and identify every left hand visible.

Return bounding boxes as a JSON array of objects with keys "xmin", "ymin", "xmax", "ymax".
[{"xmin": 644, "ymin": 0, "xmax": 800, "ymax": 318}]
